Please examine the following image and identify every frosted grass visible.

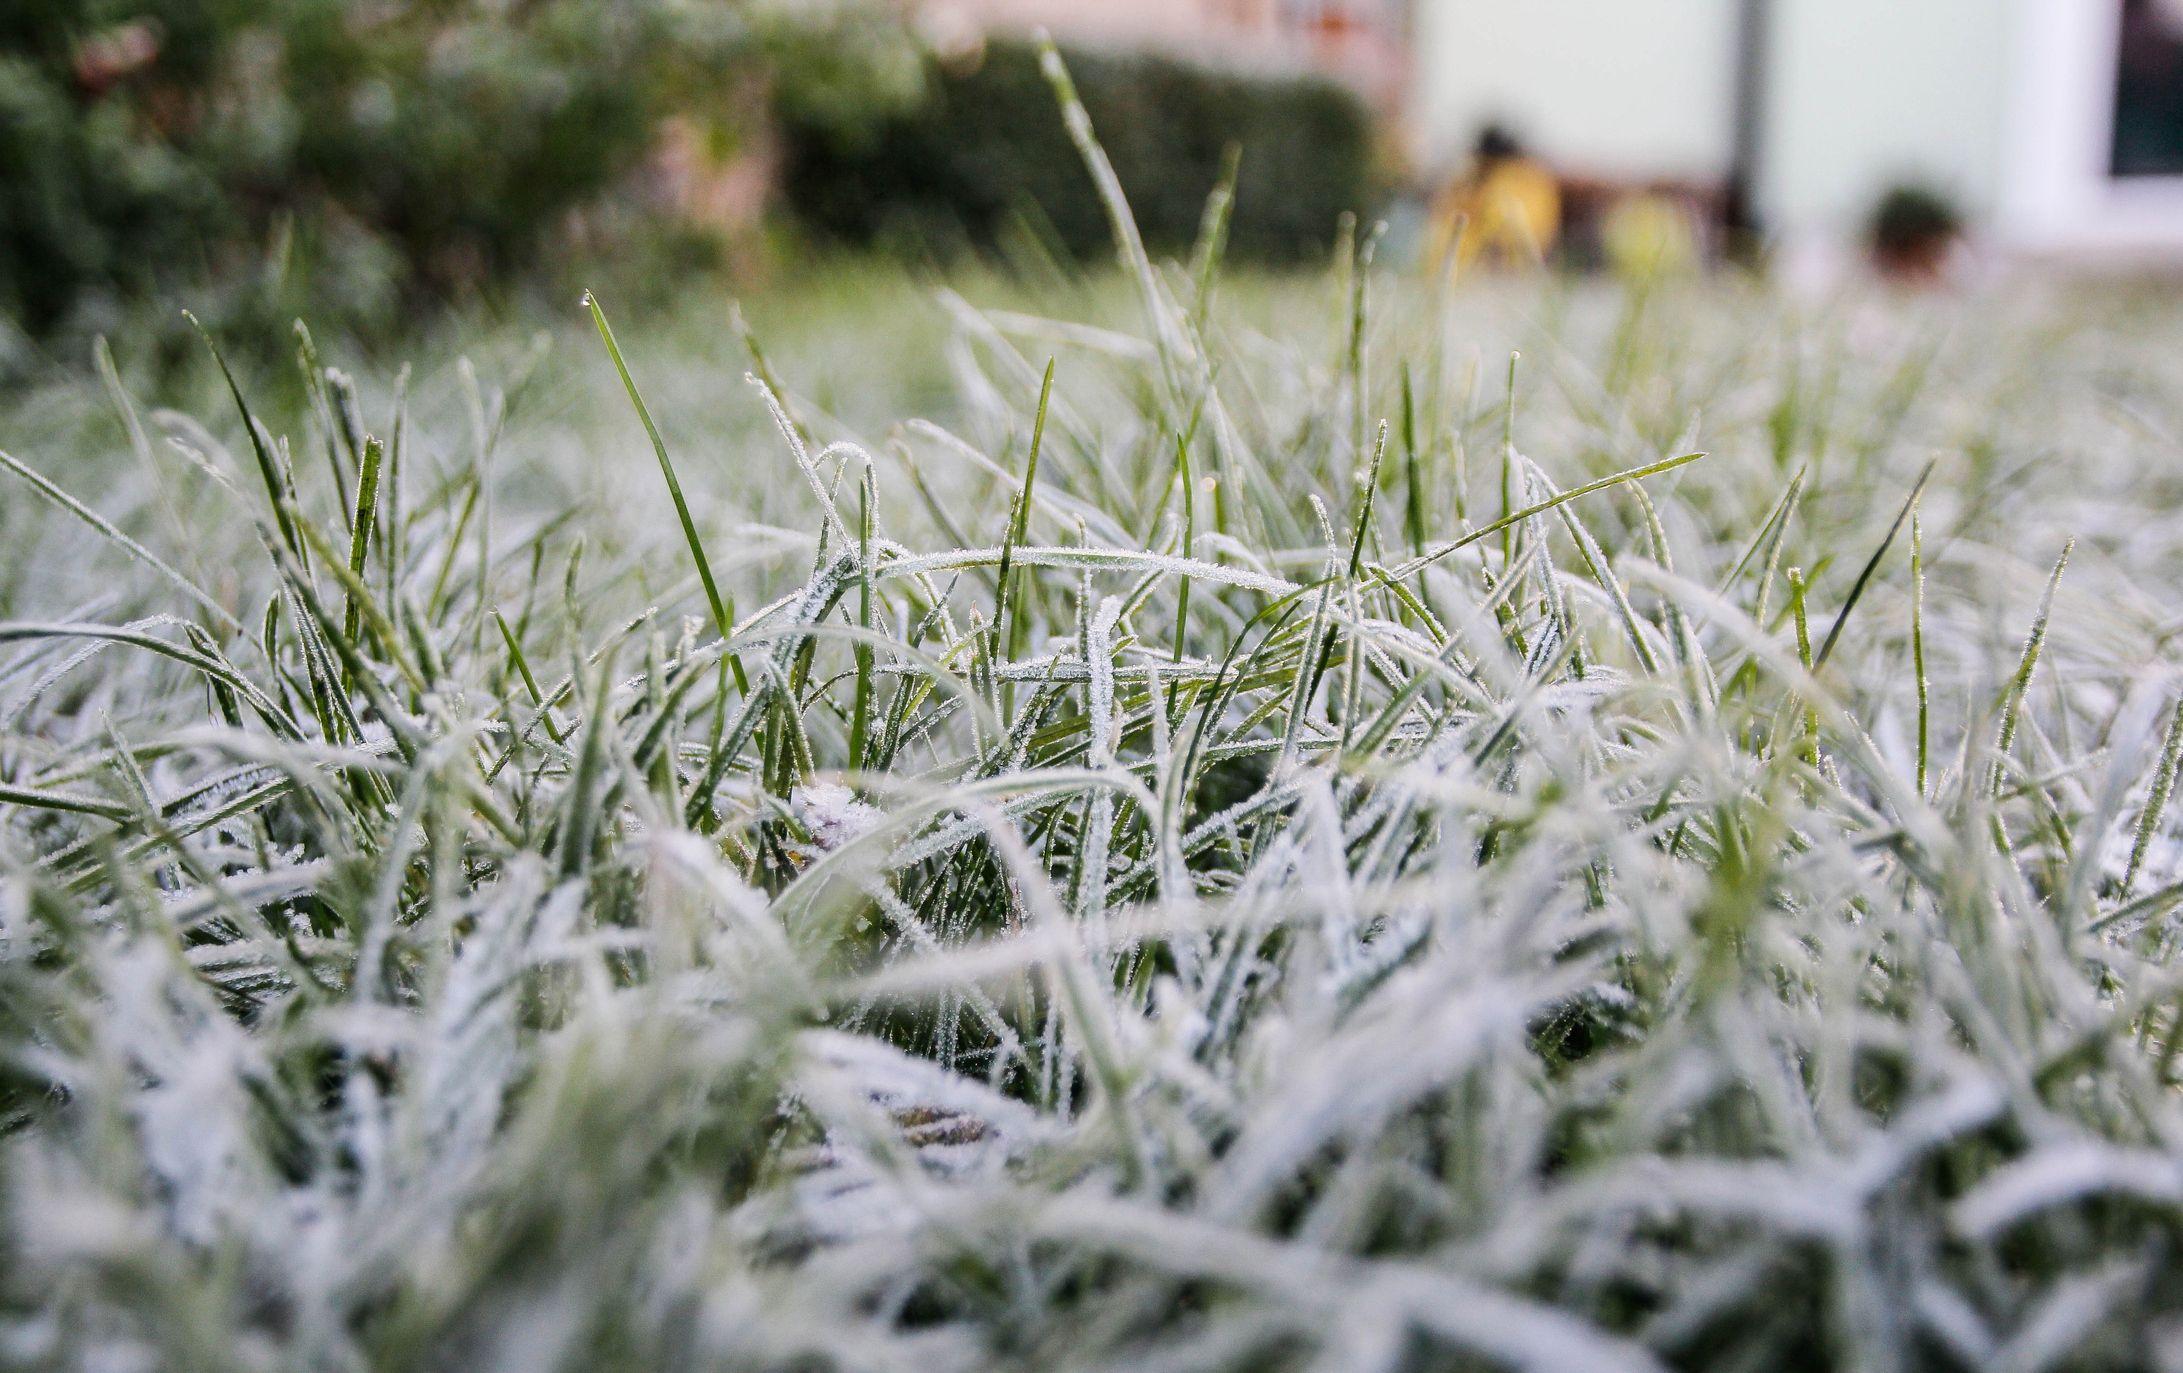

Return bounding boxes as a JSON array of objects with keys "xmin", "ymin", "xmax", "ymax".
[{"xmin": 10, "ymin": 59, "xmax": 2183, "ymax": 1371}]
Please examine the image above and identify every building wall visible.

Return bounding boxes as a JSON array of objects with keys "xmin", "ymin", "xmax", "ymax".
[
  {"xmin": 1759, "ymin": 0, "xmax": 2013, "ymax": 237},
  {"xmin": 1761, "ymin": 0, "xmax": 2183, "ymax": 255},
  {"xmin": 923, "ymin": 0, "xmax": 1410, "ymax": 111},
  {"xmin": 962, "ymin": 0, "xmax": 2183, "ymax": 254},
  {"xmin": 1997, "ymin": 0, "xmax": 2183, "ymax": 254},
  {"xmin": 923, "ymin": 0, "xmax": 1281, "ymax": 52},
  {"xmin": 1411, "ymin": 0, "xmax": 1737, "ymax": 179},
  {"xmin": 1407, "ymin": 0, "xmax": 2040, "ymax": 243}
]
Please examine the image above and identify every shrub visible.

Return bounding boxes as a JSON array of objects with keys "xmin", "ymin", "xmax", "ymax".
[
  {"xmin": 0, "ymin": 1, "xmax": 914, "ymax": 352},
  {"xmin": 1868, "ymin": 182, "xmax": 1964, "ymax": 254},
  {"xmin": 0, "ymin": 19, "xmax": 220, "ymax": 335},
  {"xmin": 777, "ymin": 37, "xmax": 1382, "ymax": 265}
]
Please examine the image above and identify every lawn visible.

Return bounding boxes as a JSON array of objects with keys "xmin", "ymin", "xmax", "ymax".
[{"xmin": 9, "ymin": 218, "xmax": 2183, "ymax": 1368}]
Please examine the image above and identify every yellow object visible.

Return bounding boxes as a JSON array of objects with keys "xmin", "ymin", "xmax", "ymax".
[
  {"xmin": 1603, "ymin": 194, "xmax": 1699, "ymax": 281},
  {"xmin": 1429, "ymin": 157, "xmax": 1561, "ymax": 278}
]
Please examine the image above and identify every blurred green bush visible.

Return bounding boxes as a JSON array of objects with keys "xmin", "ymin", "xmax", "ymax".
[
  {"xmin": 775, "ymin": 38, "xmax": 1382, "ymax": 267},
  {"xmin": 0, "ymin": 0, "xmax": 915, "ymax": 360}
]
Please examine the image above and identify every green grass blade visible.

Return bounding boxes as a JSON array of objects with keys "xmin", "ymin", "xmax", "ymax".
[
  {"xmin": 1814, "ymin": 459, "xmax": 1933, "ymax": 669},
  {"xmin": 583, "ymin": 292, "xmax": 741, "ymax": 683},
  {"xmin": 1392, "ymin": 450, "xmax": 1707, "ymax": 579}
]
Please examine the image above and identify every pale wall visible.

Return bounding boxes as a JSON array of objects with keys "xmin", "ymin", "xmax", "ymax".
[
  {"xmin": 1408, "ymin": 0, "xmax": 2019, "ymax": 240},
  {"xmin": 1996, "ymin": 0, "xmax": 2183, "ymax": 254},
  {"xmin": 926, "ymin": 0, "xmax": 1282, "ymax": 51},
  {"xmin": 1760, "ymin": 0, "xmax": 2013, "ymax": 235},
  {"xmin": 1412, "ymin": 0, "xmax": 1738, "ymax": 179},
  {"xmin": 1410, "ymin": 0, "xmax": 2183, "ymax": 254}
]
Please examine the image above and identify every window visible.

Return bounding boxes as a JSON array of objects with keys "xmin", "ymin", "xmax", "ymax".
[{"xmin": 2112, "ymin": 0, "xmax": 2183, "ymax": 176}]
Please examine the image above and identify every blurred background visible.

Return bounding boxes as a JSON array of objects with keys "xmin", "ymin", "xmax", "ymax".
[{"xmin": 8, "ymin": 0, "xmax": 2183, "ymax": 381}]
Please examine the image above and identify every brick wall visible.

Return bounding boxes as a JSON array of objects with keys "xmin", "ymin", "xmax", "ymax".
[{"xmin": 918, "ymin": 0, "xmax": 1408, "ymax": 113}]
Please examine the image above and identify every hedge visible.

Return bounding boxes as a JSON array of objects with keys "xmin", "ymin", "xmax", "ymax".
[
  {"xmin": 776, "ymin": 38, "xmax": 1381, "ymax": 266},
  {"xmin": 0, "ymin": 1, "xmax": 916, "ymax": 353}
]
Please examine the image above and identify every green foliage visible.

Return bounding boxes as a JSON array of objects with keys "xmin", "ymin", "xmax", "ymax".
[
  {"xmin": 0, "ymin": 29, "xmax": 216, "ymax": 333},
  {"xmin": 1868, "ymin": 181, "xmax": 1965, "ymax": 254},
  {"xmin": 0, "ymin": 0, "xmax": 913, "ymax": 349},
  {"xmin": 777, "ymin": 37, "xmax": 1381, "ymax": 264}
]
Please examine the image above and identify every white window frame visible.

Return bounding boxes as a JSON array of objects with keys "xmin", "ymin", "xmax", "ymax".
[{"xmin": 2002, "ymin": 0, "xmax": 2183, "ymax": 252}]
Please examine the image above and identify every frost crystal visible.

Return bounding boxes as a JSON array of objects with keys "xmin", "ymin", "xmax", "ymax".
[{"xmin": 790, "ymin": 782, "xmax": 882, "ymax": 852}]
